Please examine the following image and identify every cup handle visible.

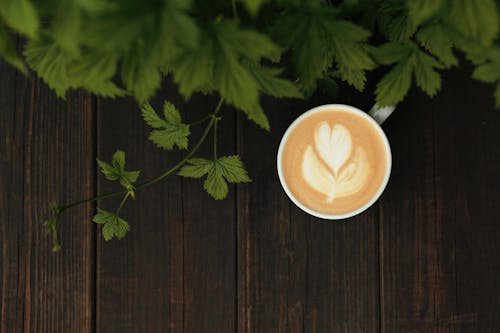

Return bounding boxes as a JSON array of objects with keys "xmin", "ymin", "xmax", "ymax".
[{"xmin": 368, "ymin": 104, "xmax": 396, "ymax": 125}]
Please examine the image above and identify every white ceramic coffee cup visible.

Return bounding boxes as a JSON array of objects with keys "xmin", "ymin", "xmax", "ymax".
[{"xmin": 277, "ymin": 104, "xmax": 394, "ymax": 220}]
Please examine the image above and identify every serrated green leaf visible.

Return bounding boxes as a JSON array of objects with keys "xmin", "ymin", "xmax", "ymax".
[
  {"xmin": 217, "ymin": 155, "xmax": 252, "ymax": 183},
  {"xmin": 141, "ymin": 103, "xmax": 168, "ymax": 129},
  {"xmin": 0, "ymin": 0, "xmax": 38, "ymax": 38},
  {"xmin": 407, "ymin": 0, "xmax": 444, "ymax": 26},
  {"xmin": 204, "ymin": 163, "xmax": 229, "ymax": 200},
  {"xmin": 416, "ymin": 23, "xmax": 458, "ymax": 68},
  {"xmin": 179, "ymin": 156, "xmax": 251, "ymax": 200},
  {"xmin": 272, "ymin": 7, "xmax": 373, "ymax": 94},
  {"xmin": 112, "ymin": 150, "xmax": 126, "ymax": 171},
  {"xmin": 97, "ymin": 150, "xmax": 140, "ymax": 189},
  {"xmin": 0, "ymin": 24, "xmax": 28, "ymax": 74},
  {"xmin": 142, "ymin": 102, "xmax": 190, "ymax": 150},
  {"xmin": 172, "ymin": 20, "xmax": 277, "ymax": 118},
  {"xmin": 448, "ymin": 0, "xmax": 499, "ymax": 46},
  {"xmin": 178, "ymin": 158, "xmax": 213, "ymax": 178},
  {"xmin": 414, "ymin": 52, "xmax": 442, "ymax": 96},
  {"xmin": 242, "ymin": 105, "xmax": 270, "ymax": 131},
  {"xmin": 245, "ymin": 63, "xmax": 302, "ymax": 99},
  {"xmin": 121, "ymin": 49, "xmax": 161, "ymax": 103},
  {"xmin": 163, "ymin": 101, "xmax": 182, "ymax": 124},
  {"xmin": 375, "ymin": 42, "xmax": 443, "ymax": 105},
  {"xmin": 376, "ymin": 61, "xmax": 412, "ymax": 106},
  {"xmin": 472, "ymin": 62, "xmax": 500, "ymax": 83},
  {"xmin": 93, "ymin": 208, "xmax": 130, "ymax": 241}
]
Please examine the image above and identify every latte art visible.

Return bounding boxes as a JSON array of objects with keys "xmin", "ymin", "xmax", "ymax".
[
  {"xmin": 302, "ymin": 122, "xmax": 370, "ymax": 202},
  {"xmin": 279, "ymin": 107, "xmax": 390, "ymax": 216}
]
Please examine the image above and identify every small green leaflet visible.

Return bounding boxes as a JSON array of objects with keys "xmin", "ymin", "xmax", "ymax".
[
  {"xmin": 141, "ymin": 102, "xmax": 190, "ymax": 150},
  {"xmin": 0, "ymin": 0, "xmax": 38, "ymax": 38},
  {"xmin": 97, "ymin": 150, "xmax": 140, "ymax": 190},
  {"xmin": 93, "ymin": 208, "xmax": 130, "ymax": 241},
  {"xmin": 178, "ymin": 155, "xmax": 251, "ymax": 200},
  {"xmin": 416, "ymin": 23, "xmax": 458, "ymax": 68},
  {"xmin": 373, "ymin": 42, "xmax": 444, "ymax": 106}
]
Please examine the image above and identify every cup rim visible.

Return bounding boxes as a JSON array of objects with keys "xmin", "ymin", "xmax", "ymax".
[{"xmin": 276, "ymin": 104, "xmax": 392, "ymax": 220}]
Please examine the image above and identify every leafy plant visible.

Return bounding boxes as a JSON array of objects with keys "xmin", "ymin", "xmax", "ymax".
[{"xmin": 1, "ymin": 0, "xmax": 498, "ymax": 250}]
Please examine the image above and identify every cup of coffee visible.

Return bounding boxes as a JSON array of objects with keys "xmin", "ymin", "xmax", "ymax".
[{"xmin": 277, "ymin": 104, "xmax": 393, "ymax": 219}]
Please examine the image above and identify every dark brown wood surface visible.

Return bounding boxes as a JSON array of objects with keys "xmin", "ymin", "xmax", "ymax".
[{"xmin": 1, "ymin": 61, "xmax": 499, "ymax": 332}]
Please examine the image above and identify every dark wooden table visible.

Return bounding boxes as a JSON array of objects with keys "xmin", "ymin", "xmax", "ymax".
[{"xmin": 1, "ymin": 59, "xmax": 499, "ymax": 333}]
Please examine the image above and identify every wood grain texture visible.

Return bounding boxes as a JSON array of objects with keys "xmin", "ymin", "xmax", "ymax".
[
  {"xmin": 433, "ymin": 67, "xmax": 500, "ymax": 333},
  {"xmin": 181, "ymin": 95, "xmax": 236, "ymax": 333},
  {"xmin": 379, "ymin": 65, "xmax": 500, "ymax": 333},
  {"xmin": 0, "ymin": 61, "xmax": 95, "ymax": 332},
  {"xmin": 237, "ymin": 91, "xmax": 379, "ymax": 333},
  {"xmin": 96, "ymin": 89, "xmax": 182, "ymax": 332},
  {"xmin": 378, "ymin": 88, "xmax": 443, "ymax": 332},
  {"xmin": 96, "ymin": 88, "xmax": 236, "ymax": 333}
]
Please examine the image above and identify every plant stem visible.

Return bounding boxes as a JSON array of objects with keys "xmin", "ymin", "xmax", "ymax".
[
  {"xmin": 115, "ymin": 192, "xmax": 130, "ymax": 216},
  {"xmin": 189, "ymin": 114, "xmax": 212, "ymax": 126},
  {"xmin": 213, "ymin": 118, "xmax": 218, "ymax": 159},
  {"xmin": 58, "ymin": 98, "xmax": 225, "ymax": 215}
]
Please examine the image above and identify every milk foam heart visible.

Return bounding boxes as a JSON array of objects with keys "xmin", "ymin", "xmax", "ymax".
[{"xmin": 302, "ymin": 122, "xmax": 370, "ymax": 202}]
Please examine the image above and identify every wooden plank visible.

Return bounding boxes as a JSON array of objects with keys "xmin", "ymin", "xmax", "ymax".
[
  {"xmin": 181, "ymin": 95, "xmax": 236, "ymax": 333},
  {"xmin": 0, "ymin": 60, "xmax": 95, "ymax": 332},
  {"xmin": 433, "ymin": 67, "xmax": 500, "ymax": 332},
  {"xmin": 96, "ymin": 88, "xmax": 236, "ymax": 332},
  {"xmin": 96, "ymin": 90, "xmax": 181, "ymax": 332},
  {"xmin": 377, "ymin": 88, "xmax": 443, "ymax": 332},
  {"xmin": 237, "ymin": 92, "xmax": 379, "ymax": 332}
]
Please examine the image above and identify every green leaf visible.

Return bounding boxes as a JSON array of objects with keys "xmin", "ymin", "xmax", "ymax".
[
  {"xmin": 272, "ymin": 7, "xmax": 373, "ymax": 92},
  {"xmin": 0, "ymin": 0, "xmax": 38, "ymax": 38},
  {"xmin": 216, "ymin": 155, "xmax": 252, "ymax": 183},
  {"xmin": 416, "ymin": 23, "xmax": 458, "ymax": 68},
  {"xmin": 93, "ymin": 208, "xmax": 130, "ymax": 241},
  {"xmin": 376, "ymin": 61, "xmax": 412, "ymax": 107},
  {"xmin": 177, "ymin": 158, "xmax": 213, "ymax": 178},
  {"xmin": 0, "ymin": 24, "xmax": 28, "ymax": 74},
  {"xmin": 245, "ymin": 63, "xmax": 302, "ymax": 99},
  {"xmin": 24, "ymin": 35, "xmax": 126, "ymax": 98},
  {"xmin": 141, "ymin": 102, "xmax": 190, "ymax": 150},
  {"xmin": 375, "ymin": 42, "xmax": 443, "ymax": 105},
  {"xmin": 413, "ymin": 51, "xmax": 442, "ymax": 96},
  {"xmin": 242, "ymin": 0, "xmax": 267, "ymax": 16},
  {"xmin": 121, "ymin": 48, "xmax": 161, "ymax": 103},
  {"xmin": 97, "ymin": 150, "xmax": 140, "ymax": 189},
  {"xmin": 172, "ymin": 20, "xmax": 280, "ymax": 128},
  {"xmin": 272, "ymin": 8, "xmax": 326, "ymax": 91},
  {"xmin": 242, "ymin": 105, "xmax": 270, "ymax": 131},
  {"xmin": 179, "ymin": 155, "xmax": 251, "ymax": 200},
  {"xmin": 448, "ymin": 0, "xmax": 499, "ymax": 46},
  {"xmin": 407, "ymin": 0, "xmax": 444, "ymax": 25},
  {"xmin": 472, "ymin": 61, "xmax": 500, "ymax": 83}
]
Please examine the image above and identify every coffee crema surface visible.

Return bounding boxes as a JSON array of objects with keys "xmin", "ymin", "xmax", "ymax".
[{"xmin": 281, "ymin": 108, "xmax": 388, "ymax": 215}]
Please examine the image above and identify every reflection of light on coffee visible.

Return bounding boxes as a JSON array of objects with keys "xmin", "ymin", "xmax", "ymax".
[{"xmin": 301, "ymin": 122, "xmax": 371, "ymax": 202}]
